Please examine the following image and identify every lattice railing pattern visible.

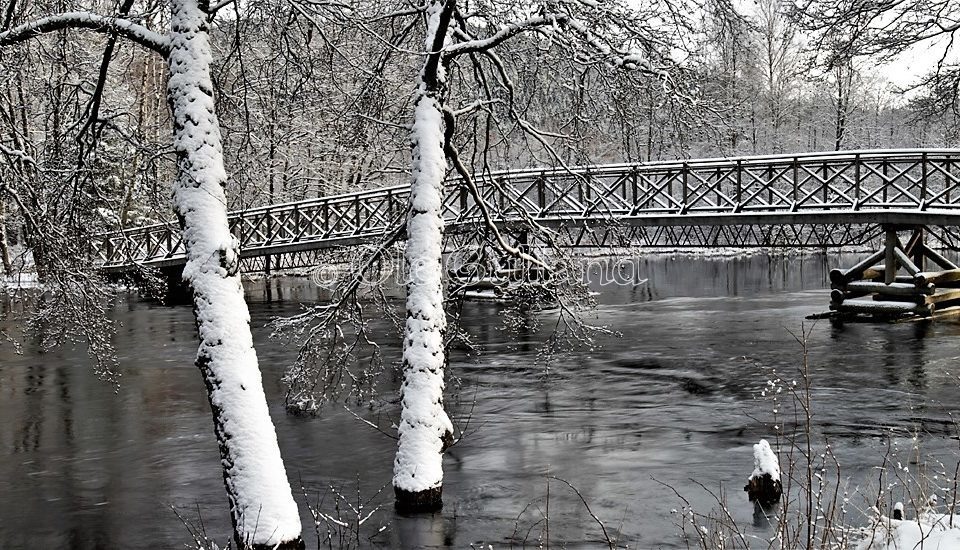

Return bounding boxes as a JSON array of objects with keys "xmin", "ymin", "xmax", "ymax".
[{"xmin": 93, "ymin": 149, "xmax": 960, "ymax": 268}]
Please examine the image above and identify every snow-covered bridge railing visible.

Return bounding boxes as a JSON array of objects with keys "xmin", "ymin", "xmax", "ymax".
[{"xmin": 94, "ymin": 149, "xmax": 960, "ymax": 271}]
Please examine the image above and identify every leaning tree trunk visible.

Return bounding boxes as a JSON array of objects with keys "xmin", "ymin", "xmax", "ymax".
[
  {"xmin": 166, "ymin": 0, "xmax": 302, "ymax": 546},
  {"xmin": 393, "ymin": 0, "xmax": 455, "ymax": 513}
]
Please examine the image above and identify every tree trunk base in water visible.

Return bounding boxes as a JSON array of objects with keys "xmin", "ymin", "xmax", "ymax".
[
  {"xmin": 744, "ymin": 473, "xmax": 782, "ymax": 506},
  {"xmin": 244, "ymin": 537, "xmax": 305, "ymax": 550},
  {"xmin": 394, "ymin": 486, "xmax": 443, "ymax": 513}
]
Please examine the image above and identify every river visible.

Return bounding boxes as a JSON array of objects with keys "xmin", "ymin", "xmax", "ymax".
[{"xmin": 1, "ymin": 252, "xmax": 958, "ymax": 548}]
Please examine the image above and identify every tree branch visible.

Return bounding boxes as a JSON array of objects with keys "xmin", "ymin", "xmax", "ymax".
[
  {"xmin": 0, "ymin": 12, "xmax": 169, "ymax": 55},
  {"xmin": 445, "ymin": 132, "xmax": 551, "ymax": 271},
  {"xmin": 444, "ymin": 15, "xmax": 564, "ymax": 59}
]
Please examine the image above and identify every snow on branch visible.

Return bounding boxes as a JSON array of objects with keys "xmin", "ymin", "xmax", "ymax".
[
  {"xmin": 0, "ymin": 12, "xmax": 169, "ymax": 55},
  {"xmin": 446, "ymin": 4, "xmax": 674, "ymax": 83},
  {"xmin": 0, "ymin": 143, "xmax": 36, "ymax": 166},
  {"xmin": 559, "ymin": 15, "xmax": 668, "ymax": 78},
  {"xmin": 443, "ymin": 15, "xmax": 565, "ymax": 58}
]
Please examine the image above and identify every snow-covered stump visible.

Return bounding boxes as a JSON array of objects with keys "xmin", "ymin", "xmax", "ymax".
[
  {"xmin": 166, "ymin": 0, "xmax": 302, "ymax": 546},
  {"xmin": 393, "ymin": 0, "xmax": 455, "ymax": 514},
  {"xmin": 745, "ymin": 439, "xmax": 782, "ymax": 506}
]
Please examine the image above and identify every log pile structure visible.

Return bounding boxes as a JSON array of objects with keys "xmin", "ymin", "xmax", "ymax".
[{"xmin": 828, "ymin": 225, "xmax": 960, "ymax": 320}]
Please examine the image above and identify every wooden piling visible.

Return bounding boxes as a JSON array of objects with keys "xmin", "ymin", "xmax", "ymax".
[
  {"xmin": 885, "ymin": 228, "xmax": 898, "ymax": 284},
  {"xmin": 910, "ymin": 228, "xmax": 925, "ymax": 271},
  {"xmin": 745, "ymin": 474, "xmax": 782, "ymax": 506},
  {"xmin": 920, "ymin": 245, "xmax": 959, "ymax": 271},
  {"xmin": 819, "ymin": 225, "xmax": 960, "ymax": 321},
  {"xmin": 893, "ymin": 248, "xmax": 921, "ymax": 277}
]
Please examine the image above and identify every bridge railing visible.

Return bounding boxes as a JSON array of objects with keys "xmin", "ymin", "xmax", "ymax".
[
  {"xmin": 449, "ymin": 149, "xmax": 960, "ymax": 220},
  {"xmin": 93, "ymin": 149, "xmax": 960, "ymax": 268}
]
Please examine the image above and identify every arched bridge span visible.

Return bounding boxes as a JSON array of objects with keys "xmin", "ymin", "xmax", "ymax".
[{"xmin": 94, "ymin": 149, "xmax": 960, "ymax": 273}]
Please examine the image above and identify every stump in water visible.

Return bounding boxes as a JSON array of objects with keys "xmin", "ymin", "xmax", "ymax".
[
  {"xmin": 394, "ymin": 486, "xmax": 443, "ymax": 514},
  {"xmin": 745, "ymin": 439, "xmax": 782, "ymax": 506}
]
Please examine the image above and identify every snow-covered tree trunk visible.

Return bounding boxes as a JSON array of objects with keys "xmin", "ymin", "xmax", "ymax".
[
  {"xmin": 393, "ymin": 0, "xmax": 455, "ymax": 513},
  {"xmin": 166, "ymin": 0, "xmax": 303, "ymax": 546}
]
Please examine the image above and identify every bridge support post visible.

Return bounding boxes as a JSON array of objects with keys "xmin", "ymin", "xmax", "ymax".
[
  {"xmin": 161, "ymin": 265, "xmax": 191, "ymax": 305},
  {"xmin": 884, "ymin": 226, "xmax": 897, "ymax": 284},
  {"xmin": 911, "ymin": 227, "xmax": 925, "ymax": 271}
]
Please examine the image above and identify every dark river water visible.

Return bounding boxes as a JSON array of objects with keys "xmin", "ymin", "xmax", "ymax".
[{"xmin": 1, "ymin": 252, "xmax": 959, "ymax": 549}]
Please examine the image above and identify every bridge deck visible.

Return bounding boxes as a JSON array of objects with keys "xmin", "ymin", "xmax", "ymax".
[{"xmin": 94, "ymin": 149, "xmax": 960, "ymax": 271}]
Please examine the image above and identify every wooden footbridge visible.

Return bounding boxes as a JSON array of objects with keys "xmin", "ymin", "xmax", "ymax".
[{"xmin": 95, "ymin": 149, "xmax": 960, "ymax": 277}]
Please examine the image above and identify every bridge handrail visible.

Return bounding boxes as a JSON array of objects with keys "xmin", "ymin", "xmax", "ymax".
[{"xmin": 107, "ymin": 148, "xmax": 960, "ymax": 237}]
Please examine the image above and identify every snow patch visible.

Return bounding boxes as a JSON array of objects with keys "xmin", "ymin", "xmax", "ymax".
[
  {"xmin": 857, "ymin": 509, "xmax": 960, "ymax": 549},
  {"xmin": 750, "ymin": 439, "xmax": 780, "ymax": 482}
]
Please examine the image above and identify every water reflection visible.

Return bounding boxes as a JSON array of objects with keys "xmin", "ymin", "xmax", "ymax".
[{"xmin": 390, "ymin": 513, "xmax": 456, "ymax": 549}]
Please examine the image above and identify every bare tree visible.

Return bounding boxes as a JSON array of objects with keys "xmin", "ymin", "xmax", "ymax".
[
  {"xmin": 755, "ymin": 0, "xmax": 798, "ymax": 152},
  {"xmin": 0, "ymin": 1, "xmax": 304, "ymax": 547},
  {"xmin": 794, "ymin": 0, "xmax": 960, "ymax": 132},
  {"xmin": 831, "ymin": 58, "xmax": 857, "ymax": 150},
  {"xmin": 274, "ymin": 0, "xmax": 696, "ymax": 513}
]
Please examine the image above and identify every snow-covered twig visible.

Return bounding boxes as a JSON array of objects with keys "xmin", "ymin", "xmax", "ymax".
[
  {"xmin": 342, "ymin": 405, "xmax": 397, "ymax": 440},
  {"xmin": 0, "ymin": 143, "xmax": 36, "ymax": 165}
]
